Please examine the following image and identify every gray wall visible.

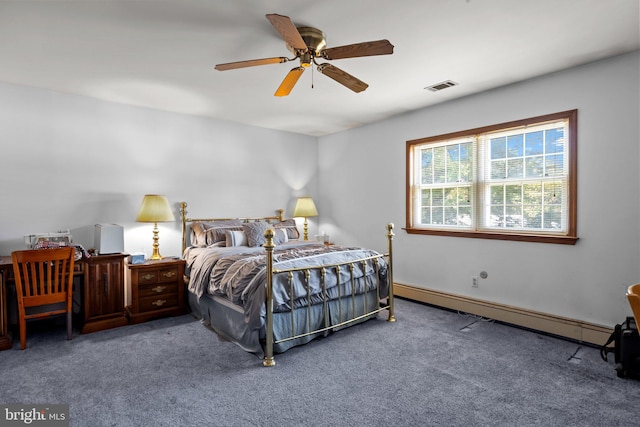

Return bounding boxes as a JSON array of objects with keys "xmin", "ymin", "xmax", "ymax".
[
  {"xmin": 0, "ymin": 83, "xmax": 319, "ymax": 258},
  {"xmin": 318, "ymin": 51, "xmax": 640, "ymax": 328}
]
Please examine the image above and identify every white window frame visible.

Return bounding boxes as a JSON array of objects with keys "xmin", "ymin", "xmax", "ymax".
[{"xmin": 405, "ymin": 110, "xmax": 578, "ymax": 245}]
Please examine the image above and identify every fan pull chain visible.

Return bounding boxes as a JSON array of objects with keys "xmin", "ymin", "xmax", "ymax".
[{"xmin": 311, "ymin": 65, "xmax": 315, "ymax": 89}]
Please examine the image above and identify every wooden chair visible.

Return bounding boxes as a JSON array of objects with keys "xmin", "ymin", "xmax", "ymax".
[
  {"xmin": 11, "ymin": 247, "xmax": 75, "ymax": 350},
  {"xmin": 627, "ymin": 284, "xmax": 640, "ymax": 327}
]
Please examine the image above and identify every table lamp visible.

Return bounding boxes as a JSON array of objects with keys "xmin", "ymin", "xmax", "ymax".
[
  {"xmin": 136, "ymin": 194, "xmax": 175, "ymax": 260},
  {"xmin": 293, "ymin": 196, "xmax": 318, "ymax": 241}
]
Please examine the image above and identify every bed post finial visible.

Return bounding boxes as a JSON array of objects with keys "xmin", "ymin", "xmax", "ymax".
[
  {"xmin": 386, "ymin": 223, "xmax": 396, "ymax": 322},
  {"xmin": 263, "ymin": 228, "xmax": 276, "ymax": 367},
  {"xmin": 180, "ymin": 202, "xmax": 188, "ymax": 255}
]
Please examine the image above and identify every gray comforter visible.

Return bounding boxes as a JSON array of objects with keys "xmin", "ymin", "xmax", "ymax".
[{"xmin": 185, "ymin": 241, "xmax": 388, "ymax": 312}]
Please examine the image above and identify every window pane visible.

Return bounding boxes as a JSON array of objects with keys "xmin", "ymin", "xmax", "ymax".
[
  {"xmin": 545, "ymin": 154, "xmax": 564, "ymax": 176},
  {"xmin": 421, "ymin": 188, "xmax": 431, "ymax": 205},
  {"xmin": 458, "ymin": 186, "xmax": 471, "ymax": 206},
  {"xmin": 507, "ymin": 158, "xmax": 523, "ymax": 179},
  {"xmin": 543, "ymin": 183, "xmax": 562, "ymax": 205},
  {"xmin": 507, "ymin": 134, "xmax": 524, "ymax": 157},
  {"xmin": 460, "ymin": 142, "xmax": 472, "ymax": 182},
  {"xmin": 432, "ymin": 207, "xmax": 444, "ymax": 224},
  {"xmin": 432, "ymin": 188, "xmax": 444, "ymax": 206},
  {"xmin": 433, "ymin": 147, "xmax": 446, "ymax": 183},
  {"xmin": 505, "ymin": 185, "xmax": 522, "ymax": 205},
  {"xmin": 544, "ymin": 206, "xmax": 562, "ymax": 229},
  {"xmin": 505, "ymin": 206, "xmax": 522, "ymax": 228},
  {"xmin": 524, "ymin": 207, "xmax": 542, "ymax": 229},
  {"xmin": 444, "ymin": 207, "xmax": 458, "ymax": 225},
  {"xmin": 491, "ymin": 160, "xmax": 506, "ymax": 179},
  {"xmin": 490, "ymin": 185, "xmax": 504, "ymax": 204},
  {"xmin": 523, "ymin": 183, "xmax": 542, "ymax": 205},
  {"xmin": 444, "ymin": 187, "xmax": 457, "ymax": 206},
  {"xmin": 446, "ymin": 145, "xmax": 459, "ymax": 183},
  {"xmin": 490, "ymin": 206, "xmax": 504, "ymax": 227},
  {"xmin": 545, "ymin": 128, "xmax": 564, "ymax": 153},
  {"xmin": 491, "ymin": 137, "xmax": 506, "ymax": 159},
  {"xmin": 525, "ymin": 156, "xmax": 544, "ymax": 178},
  {"xmin": 421, "ymin": 149, "xmax": 433, "ymax": 184},
  {"xmin": 421, "ymin": 207, "xmax": 431, "ymax": 224},
  {"xmin": 459, "ymin": 207, "xmax": 472, "ymax": 226},
  {"xmin": 525, "ymin": 131, "xmax": 543, "ymax": 155}
]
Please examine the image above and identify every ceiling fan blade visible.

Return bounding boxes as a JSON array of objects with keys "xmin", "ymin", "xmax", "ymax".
[
  {"xmin": 317, "ymin": 63, "xmax": 368, "ymax": 93},
  {"xmin": 274, "ymin": 67, "xmax": 305, "ymax": 97},
  {"xmin": 266, "ymin": 13, "xmax": 307, "ymax": 51},
  {"xmin": 215, "ymin": 57, "xmax": 289, "ymax": 71},
  {"xmin": 321, "ymin": 39, "xmax": 394, "ymax": 60}
]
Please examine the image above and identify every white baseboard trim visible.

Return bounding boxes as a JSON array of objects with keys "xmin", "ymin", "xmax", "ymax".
[{"xmin": 394, "ymin": 283, "xmax": 612, "ymax": 346}]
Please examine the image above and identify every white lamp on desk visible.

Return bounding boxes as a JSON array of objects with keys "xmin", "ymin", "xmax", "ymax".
[{"xmin": 136, "ymin": 194, "xmax": 175, "ymax": 260}]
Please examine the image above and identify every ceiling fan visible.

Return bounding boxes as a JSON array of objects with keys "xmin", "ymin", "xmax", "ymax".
[{"xmin": 215, "ymin": 13, "xmax": 394, "ymax": 96}]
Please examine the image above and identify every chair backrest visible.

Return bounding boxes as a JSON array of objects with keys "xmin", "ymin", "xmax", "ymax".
[
  {"xmin": 627, "ymin": 284, "xmax": 640, "ymax": 327},
  {"xmin": 12, "ymin": 247, "xmax": 75, "ymax": 311}
]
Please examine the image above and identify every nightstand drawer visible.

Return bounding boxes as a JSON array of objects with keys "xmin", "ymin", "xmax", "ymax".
[
  {"xmin": 137, "ymin": 271, "xmax": 158, "ymax": 284},
  {"xmin": 158, "ymin": 267, "xmax": 179, "ymax": 283},
  {"xmin": 139, "ymin": 282, "xmax": 178, "ymax": 298},
  {"xmin": 139, "ymin": 294, "xmax": 178, "ymax": 312}
]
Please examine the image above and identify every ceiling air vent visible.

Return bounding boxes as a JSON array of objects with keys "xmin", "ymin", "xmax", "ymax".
[{"xmin": 425, "ymin": 80, "xmax": 458, "ymax": 92}]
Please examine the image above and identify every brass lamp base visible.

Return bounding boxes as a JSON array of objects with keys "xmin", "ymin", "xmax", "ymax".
[
  {"xmin": 303, "ymin": 217, "xmax": 309, "ymax": 241},
  {"xmin": 150, "ymin": 222, "xmax": 162, "ymax": 260}
]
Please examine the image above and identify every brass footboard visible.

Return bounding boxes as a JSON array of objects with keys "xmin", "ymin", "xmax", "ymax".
[{"xmin": 263, "ymin": 223, "xmax": 395, "ymax": 367}]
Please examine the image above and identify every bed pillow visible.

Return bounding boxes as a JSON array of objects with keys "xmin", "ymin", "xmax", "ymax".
[
  {"xmin": 208, "ymin": 225, "xmax": 244, "ymax": 245},
  {"xmin": 243, "ymin": 222, "xmax": 271, "ymax": 247},
  {"xmin": 274, "ymin": 218, "xmax": 300, "ymax": 240},
  {"xmin": 190, "ymin": 220, "xmax": 245, "ymax": 247},
  {"xmin": 206, "ymin": 220, "xmax": 245, "ymax": 245},
  {"xmin": 225, "ymin": 230, "xmax": 248, "ymax": 247},
  {"xmin": 190, "ymin": 221, "xmax": 215, "ymax": 247},
  {"xmin": 275, "ymin": 228, "xmax": 288, "ymax": 244}
]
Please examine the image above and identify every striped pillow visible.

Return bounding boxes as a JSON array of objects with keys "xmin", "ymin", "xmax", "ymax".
[
  {"xmin": 274, "ymin": 219, "xmax": 300, "ymax": 240},
  {"xmin": 225, "ymin": 230, "xmax": 248, "ymax": 247}
]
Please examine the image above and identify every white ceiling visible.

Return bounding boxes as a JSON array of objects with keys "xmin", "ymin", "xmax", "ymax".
[{"xmin": 0, "ymin": 0, "xmax": 638, "ymax": 136}]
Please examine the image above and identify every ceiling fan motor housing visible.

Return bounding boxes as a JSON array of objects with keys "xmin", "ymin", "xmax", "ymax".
[{"xmin": 286, "ymin": 26, "xmax": 327, "ymax": 56}]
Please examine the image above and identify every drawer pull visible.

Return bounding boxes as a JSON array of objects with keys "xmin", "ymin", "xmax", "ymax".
[
  {"xmin": 141, "ymin": 273, "xmax": 155, "ymax": 281},
  {"xmin": 161, "ymin": 271, "xmax": 177, "ymax": 279},
  {"xmin": 151, "ymin": 285, "xmax": 166, "ymax": 293},
  {"xmin": 152, "ymin": 299, "xmax": 167, "ymax": 307}
]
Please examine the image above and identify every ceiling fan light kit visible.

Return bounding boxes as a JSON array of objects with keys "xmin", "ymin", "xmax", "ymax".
[{"xmin": 215, "ymin": 13, "xmax": 394, "ymax": 96}]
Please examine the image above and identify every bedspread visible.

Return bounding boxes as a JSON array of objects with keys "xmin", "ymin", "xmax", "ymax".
[{"xmin": 185, "ymin": 242, "xmax": 388, "ymax": 315}]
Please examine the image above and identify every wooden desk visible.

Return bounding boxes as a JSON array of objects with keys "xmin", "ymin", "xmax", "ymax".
[
  {"xmin": 0, "ymin": 257, "xmax": 12, "ymax": 350},
  {"xmin": 0, "ymin": 253, "xmax": 128, "ymax": 350}
]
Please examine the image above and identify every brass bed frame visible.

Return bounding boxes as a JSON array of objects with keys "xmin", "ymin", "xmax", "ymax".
[{"xmin": 180, "ymin": 202, "xmax": 395, "ymax": 366}]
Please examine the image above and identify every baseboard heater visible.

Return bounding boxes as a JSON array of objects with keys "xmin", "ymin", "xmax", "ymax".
[{"xmin": 394, "ymin": 283, "xmax": 612, "ymax": 346}]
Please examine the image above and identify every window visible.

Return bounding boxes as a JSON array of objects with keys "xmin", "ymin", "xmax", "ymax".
[{"xmin": 406, "ymin": 110, "xmax": 577, "ymax": 244}]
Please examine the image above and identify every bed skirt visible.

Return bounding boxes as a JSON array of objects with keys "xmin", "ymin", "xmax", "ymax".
[{"xmin": 188, "ymin": 291, "xmax": 381, "ymax": 357}]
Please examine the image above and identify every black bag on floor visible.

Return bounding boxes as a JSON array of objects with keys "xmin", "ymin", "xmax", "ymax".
[{"xmin": 600, "ymin": 316, "xmax": 640, "ymax": 378}]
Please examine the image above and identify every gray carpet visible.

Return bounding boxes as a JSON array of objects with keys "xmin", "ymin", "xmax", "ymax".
[{"xmin": 1, "ymin": 298, "xmax": 638, "ymax": 427}]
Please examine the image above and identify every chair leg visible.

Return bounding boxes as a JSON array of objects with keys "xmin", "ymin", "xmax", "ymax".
[
  {"xmin": 19, "ymin": 317, "xmax": 27, "ymax": 350},
  {"xmin": 66, "ymin": 311, "xmax": 72, "ymax": 341}
]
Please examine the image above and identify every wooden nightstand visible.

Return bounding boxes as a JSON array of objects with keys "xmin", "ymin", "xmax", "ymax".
[{"xmin": 126, "ymin": 258, "xmax": 186, "ymax": 324}]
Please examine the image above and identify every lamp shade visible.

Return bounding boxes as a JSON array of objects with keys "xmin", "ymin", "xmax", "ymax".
[
  {"xmin": 136, "ymin": 195, "xmax": 175, "ymax": 223},
  {"xmin": 293, "ymin": 197, "xmax": 318, "ymax": 218}
]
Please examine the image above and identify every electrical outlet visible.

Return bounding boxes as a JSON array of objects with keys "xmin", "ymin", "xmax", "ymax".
[{"xmin": 472, "ymin": 276, "xmax": 479, "ymax": 288}]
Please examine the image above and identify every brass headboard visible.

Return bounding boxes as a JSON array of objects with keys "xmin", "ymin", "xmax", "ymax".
[{"xmin": 180, "ymin": 202, "xmax": 285, "ymax": 254}]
